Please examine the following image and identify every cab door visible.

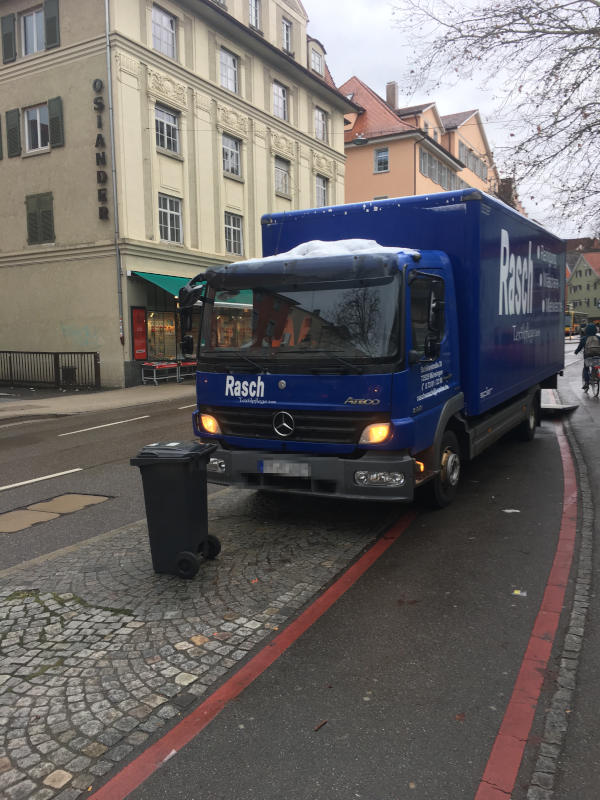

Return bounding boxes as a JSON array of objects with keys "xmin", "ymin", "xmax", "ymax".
[{"xmin": 405, "ymin": 271, "xmax": 453, "ymax": 453}]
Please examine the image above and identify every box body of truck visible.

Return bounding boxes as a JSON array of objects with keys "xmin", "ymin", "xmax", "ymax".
[{"xmin": 185, "ymin": 190, "xmax": 565, "ymax": 503}]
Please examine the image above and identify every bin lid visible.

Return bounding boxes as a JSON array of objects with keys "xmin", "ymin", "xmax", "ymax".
[{"xmin": 130, "ymin": 441, "xmax": 217, "ymax": 465}]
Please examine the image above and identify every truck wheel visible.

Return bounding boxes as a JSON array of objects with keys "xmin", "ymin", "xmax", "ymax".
[
  {"xmin": 175, "ymin": 551, "xmax": 200, "ymax": 579},
  {"xmin": 517, "ymin": 393, "xmax": 539, "ymax": 441},
  {"xmin": 425, "ymin": 430, "xmax": 461, "ymax": 509}
]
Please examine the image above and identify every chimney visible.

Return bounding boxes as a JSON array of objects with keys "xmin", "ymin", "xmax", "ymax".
[{"xmin": 386, "ymin": 81, "xmax": 398, "ymax": 110}]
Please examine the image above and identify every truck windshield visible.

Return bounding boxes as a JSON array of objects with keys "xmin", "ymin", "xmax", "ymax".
[{"xmin": 199, "ymin": 274, "xmax": 401, "ymax": 363}]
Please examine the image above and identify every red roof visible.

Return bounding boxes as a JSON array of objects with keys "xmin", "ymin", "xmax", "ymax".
[{"xmin": 339, "ymin": 76, "xmax": 416, "ymax": 143}]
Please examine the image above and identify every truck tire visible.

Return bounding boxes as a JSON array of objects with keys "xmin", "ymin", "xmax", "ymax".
[
  {"xmin": 424, "ymin": 430, "xmax": 461, "ymax": 509},
  {"xmin": 517, "ymin": 392, "xmax": 539, "ymax": 441}
]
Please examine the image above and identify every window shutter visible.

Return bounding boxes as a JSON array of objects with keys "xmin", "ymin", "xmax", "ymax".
[
  {"xmin": 26, "ymin": 196, "xmax": 41, "ymax": 245},
  {"xmin": 26, "ymin": 193, "xmax": 55, "ymax": 245},
  {"xmin": 0, "ymin": 117, "xmax": 3, "ymax": 160},
  {"xmin": 44, "ymin": 0, "xmax": 60, "ymax": 49},
  {"xmin": 6, "ymin": 109, "xmax": 21, "ymax": 158},
  {"xmin": 48, "ymin": 96, "xmax": 64, "ymax": 147},
  {"xmin": 1, "ymin": 14, "xmax": 16, "ymax": 64},
  {"xmin": 39, "ymin": 193, "xmax": 55, "ymax": 242}
]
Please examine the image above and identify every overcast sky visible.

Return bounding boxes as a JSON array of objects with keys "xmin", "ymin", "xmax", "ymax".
[{"xmin": 303, "ymin": 0, "xmax": 569, "ymax": 235}]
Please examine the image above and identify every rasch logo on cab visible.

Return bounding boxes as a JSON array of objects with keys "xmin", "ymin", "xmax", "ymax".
[
  {"xmin": 344, "ymin": 397, "xmax": 380, "ymax": 405},
  {"xmin": 225, "ymin": 375, "xmax": 265, "ymax": 398}
]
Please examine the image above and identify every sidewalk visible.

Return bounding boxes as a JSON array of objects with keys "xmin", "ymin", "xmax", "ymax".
[{"xmin": 0, "ymin": 382, "xmax": 196, "ymax": 422}]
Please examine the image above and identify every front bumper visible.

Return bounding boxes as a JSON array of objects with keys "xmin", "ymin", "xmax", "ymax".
[{"xmin": 203, "ymin": 445, "xmax": 416, "ymax": 501}]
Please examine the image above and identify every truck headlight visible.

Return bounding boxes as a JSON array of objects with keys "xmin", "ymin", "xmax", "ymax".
[
  {"xmin": 200, "ymin": 414, "xmax": 221, "ymax": 434},
  {"xmin": 359, "ymin": 422, "xmax": 390, "ymax": 445}
]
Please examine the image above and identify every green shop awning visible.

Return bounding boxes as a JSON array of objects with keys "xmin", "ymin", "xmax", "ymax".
[
  {"xmin": 132, "ymin": 271, "xmax": 253, "ymax": 307},
  {"xmin": 132, "ymin": 271, "xmax": 193, "ymax": 298}
]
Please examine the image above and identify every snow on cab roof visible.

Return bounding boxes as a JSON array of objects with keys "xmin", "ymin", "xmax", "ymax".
[{"xmin": 238, "ymin": 239, "xmax": 419, "ymax": 264}]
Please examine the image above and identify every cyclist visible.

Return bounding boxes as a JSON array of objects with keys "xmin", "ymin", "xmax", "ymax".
[{"xmin": 575, "ymin": 323, "xmax": 600, "ymax": 391}]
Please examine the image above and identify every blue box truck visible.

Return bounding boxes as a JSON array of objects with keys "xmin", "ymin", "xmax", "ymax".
[{"xmin": 179, "ymin": 190, "xmax": 565, "ymax": 506}]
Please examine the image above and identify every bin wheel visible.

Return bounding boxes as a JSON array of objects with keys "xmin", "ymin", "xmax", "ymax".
[
  {"xmin": 202, "ymin": 535, "xmax": 222, "ymax": 560},
  {"xmin": 175, "ymin": 551, "xmax": 200, "ymax": 579}
]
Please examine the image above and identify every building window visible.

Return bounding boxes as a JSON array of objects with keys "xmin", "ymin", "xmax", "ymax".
[
  {"xmin": 225, "ymin": 212, "xmax": 243, "ymax": 255},
  {"xmin": 419, "ymin": 146, "xmax": 468, "ymax": 191},
  {"xmin": 220, "ymin": 48, "xmax": 239, "ymax": 93},
  {"xmin": 152, "ymin": 5, "xmax": 176, "ymax": 59},
  {"xmin": 22, "ymin": 7, "xmax": 44, "ymax": 55},
  {"xmin": 155, "ymin": 106, "xmax": 179, "ymax": 153},
  {"xmin": 282, "ymin": 18, "xmax": 292, "ymax": 52},
  {"xmin": 374, "ymin": 147, "xmax": 389, "ymax": 173},
  {"xmin": 223, "ymin": 134, "xmax": 241, "ymax": 176},
  {"xmin": 158, "ymin": 194, "xmax": 182, "ymax": 243},
  {"xmin": 315, "ymin": 174, "xmax": 328, "ymax": 207},
  {"xmin": 311, "ymin": 48, "xmax": 323, "ymax": 75},
  {"xmin": 314, "ymin": 107, "xmax": 327, "ymax": 142},
  {"xmin": 26, "ymin": 192, "xmax": 54, "ymax": 244},
  {"xmin": 274, "ymin": 157, "xmax": 290, "ymax": 196},
  {"xmin": 25, "ymin": 104, "xmax": 49, "ymax": 151},
  {"xmin": 273, "ymin": 82, "xmax": 288, "ymax": 121},
  {"xmin": 459, "ymin": 141, "xmax": 487, "ymax": 180},
  {"xmin": 249, "ymin": 0, "xmax": 261, "ymax": 29},
  {"xmin": 3, "ymin": 3, "xmax": 58, "ymax": 63}
]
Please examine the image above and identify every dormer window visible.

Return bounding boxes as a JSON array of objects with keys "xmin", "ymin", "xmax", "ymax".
[
  {"xmin": 282, "ymin": 18, "xmax": 292, "ymax": 53},
  {"xmin": 311, "ymin": 48, "xmax": 323, "ymax": 75},
  {"xmin": 249, "ymin": 0, "xmax": 261, "ymax": 29}
]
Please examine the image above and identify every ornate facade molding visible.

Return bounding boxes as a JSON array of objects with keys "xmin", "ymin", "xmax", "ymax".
[
  {"xmin": 216, "ymin": 103, "xmax": 249, "ymax": 139},
  {"xmin": 114, "ymin": 51, "xmax": 141, "ymax": 79},
  {"xmin": 146, "ymin": 67, "xmax": 187, "ymax": 110},
  {"xmin": 194, "ymin": 90, "xmax": 212, "ymax": 113},
  {"xmin": 270, "ymin": 131, "xmax": 296, "ymax": 158},
  {"xmin": 312, "ymin": 151, "xmax": 334, "ymax": 177}
]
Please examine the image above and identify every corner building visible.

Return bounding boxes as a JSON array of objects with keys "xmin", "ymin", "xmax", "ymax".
[{"xmin": 0, "ymin": 0, "xmax": 354, "ymax": 386}]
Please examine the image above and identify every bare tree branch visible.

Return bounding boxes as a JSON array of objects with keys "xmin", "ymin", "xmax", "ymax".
[{"xmin": 392, "ymin": 0, "xmax": 600, "ymax": 232}]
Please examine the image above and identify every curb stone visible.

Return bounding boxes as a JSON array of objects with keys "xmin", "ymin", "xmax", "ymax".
[{"xmin": 526, "ymin": 405, "xmax": 593, "ymax": 798}]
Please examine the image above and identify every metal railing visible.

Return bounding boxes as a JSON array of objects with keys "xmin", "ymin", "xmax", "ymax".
[{"xmin": 0, "ymin": 351, "xmax": 101, "ymax": 389}]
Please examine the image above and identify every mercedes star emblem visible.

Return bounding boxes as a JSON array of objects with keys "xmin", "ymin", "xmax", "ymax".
[{"xmin": 273, "ymin": 411, "xmax": 295, "ymax": 438}]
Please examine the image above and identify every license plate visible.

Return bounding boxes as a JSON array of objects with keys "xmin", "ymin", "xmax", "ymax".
[{"xmin": 260, "ymin": 460, "xmax": 311, "ymax": 477}]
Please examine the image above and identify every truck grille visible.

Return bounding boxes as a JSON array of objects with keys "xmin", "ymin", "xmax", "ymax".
[{"xmin": 201, "ymin": 405, "xmax": 388, "ymax": 445}]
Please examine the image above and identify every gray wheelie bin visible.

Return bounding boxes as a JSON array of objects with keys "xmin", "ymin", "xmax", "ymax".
[{"xmin": 130, "ymin": 441, "xmax": 220, "ymax": 578}]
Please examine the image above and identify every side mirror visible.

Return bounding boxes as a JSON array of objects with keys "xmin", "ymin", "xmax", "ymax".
[{"xmin": 181, "ymin": 335, "xmax": 194, "ymax": 356}]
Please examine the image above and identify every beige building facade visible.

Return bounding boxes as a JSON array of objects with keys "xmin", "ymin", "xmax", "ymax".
[{"xmin": 0, "ymin": 0, "xmax": 354, "ymax": 386}]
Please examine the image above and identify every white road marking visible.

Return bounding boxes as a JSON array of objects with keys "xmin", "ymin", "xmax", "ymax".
[
  {"xmin": 178, "ymin": 404, "xmax": 197, "ymax": 409},
  {"xmin": 0, "ymin": 468, "xmax": 83, "ymax": 492},
  {"xmin": 58, "ymin": 415, "xmax": 150, "ymax": 437}
]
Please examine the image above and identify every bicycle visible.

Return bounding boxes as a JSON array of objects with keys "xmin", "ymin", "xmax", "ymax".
[{"xmin": 587, "ymin": 357, "xmax": 600, "ymax": 397}]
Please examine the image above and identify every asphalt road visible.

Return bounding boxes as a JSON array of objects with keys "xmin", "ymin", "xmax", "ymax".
[{"xmin": 0, "ymin": 397, "xmax": 208, "ymax": 569}]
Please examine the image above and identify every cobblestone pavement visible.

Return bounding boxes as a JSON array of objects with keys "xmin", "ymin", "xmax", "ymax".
[{"xmin": 0, "ymin": 489, "xmax": 395, "ymax": 800}]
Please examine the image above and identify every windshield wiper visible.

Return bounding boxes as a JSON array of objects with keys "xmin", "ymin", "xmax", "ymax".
[
  {"xmin": 200, "ymin": 351, "xmax": 264, "ymax": 373},
  {"xmin": 304, "ymin": 350, "xmax": 365, "ymax": 373}
]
